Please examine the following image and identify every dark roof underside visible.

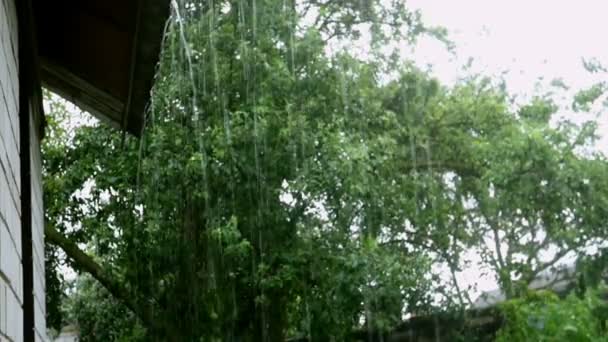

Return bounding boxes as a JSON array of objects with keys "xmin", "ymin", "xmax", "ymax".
[{"xmin": 32, "ymin": 0, "xmax": 169, "ymax": 135}]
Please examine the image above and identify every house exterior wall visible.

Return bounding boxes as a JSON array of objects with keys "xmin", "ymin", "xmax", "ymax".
[
  {"xmin": 1, "ymin": 0, "xmax": 47, "ymax": 341},
  {"xmin": 0, "ymin": 0, "xmax": 23, "ymax": 340}
]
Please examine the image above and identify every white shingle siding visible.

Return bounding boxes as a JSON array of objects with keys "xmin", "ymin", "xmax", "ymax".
[
  {"xmin": 6, "ymin": 288, "xmax": 22, "ymax": 342},
  {"xmin": 0, "ymin": 0, "xmax": 22, "ymax": 341},
  {"xmin": 0, "ymin": 0, "xmax": 20, "ymax": 223},
  {"xmin": 1, "ymin": 1, "xmax": 48, "ymax": 341},
  {"xmin": 0, "ymin": 0, "xmax": 19, "ymax": 154},
  {"xmin": 0, "ymin": 222, "xmax": 22, "ymax": 300},
  {"xmin": 0, "ymin": 278, "xmax": 8, "ymax": 339},
  {"xmin": 0, "ymin": 0, "xmax": 18, "ymax": 66}
]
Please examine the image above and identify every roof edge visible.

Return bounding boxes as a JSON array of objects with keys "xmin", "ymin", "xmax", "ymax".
[{"xmin": 122, "ymin": 0, "xmax": 170, "ymax": 136}]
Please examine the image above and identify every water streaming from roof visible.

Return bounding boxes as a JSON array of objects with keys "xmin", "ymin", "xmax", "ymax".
[{"xmin": 132, "ymin": 0, "xmax": 475, "ymax": 339}]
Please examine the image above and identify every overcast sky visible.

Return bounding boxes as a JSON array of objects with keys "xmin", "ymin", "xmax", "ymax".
[{"xmin": 409, "ymin": 0, "xmax": 608, "ymax": 87}]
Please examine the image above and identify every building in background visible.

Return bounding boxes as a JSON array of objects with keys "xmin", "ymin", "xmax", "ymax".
[{"xmin": 0, "ymin": 1, "xmax": 168, "ymax": 341}]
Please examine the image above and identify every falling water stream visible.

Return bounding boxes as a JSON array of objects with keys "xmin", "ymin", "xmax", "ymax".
[{"xmin": 131, "ymin": 0, "xmax": 445, "ymax": 340}]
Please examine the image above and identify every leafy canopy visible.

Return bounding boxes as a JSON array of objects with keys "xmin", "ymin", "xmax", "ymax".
[{"xmin": 43, "ymin": 0, "xmax": 608, "ymax": 340}]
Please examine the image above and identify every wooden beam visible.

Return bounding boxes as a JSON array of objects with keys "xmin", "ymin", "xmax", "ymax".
[
  {"xmin": 122, "ymin": 0, "xmax": 144, "ymax": 132},
  {"xmin": 39, "ymin": 58, "xmax": 125, "ymax": 128},
  {"xmin": 122, "ymin": 0, "xmax": 171, "ymax": 135}
]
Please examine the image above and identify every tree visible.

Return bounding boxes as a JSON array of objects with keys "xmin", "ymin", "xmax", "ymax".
[
  {"xmin": 62, "ymin": 275, "xmax": 146, "ymax": 342},
  {"xmin": 496, "ymin": 289, "xmax": 608, "ymax": 341},
  {"xmin": 45, "ymin": 0, "xmax": 435, "ymax": 340},
  {"xmin": 44, "ymin": 0, "xmax": 608, "ymax": 340},
  {"xmin": 461, "ymin": 91, "xmax": 608, "ymax": 299}
]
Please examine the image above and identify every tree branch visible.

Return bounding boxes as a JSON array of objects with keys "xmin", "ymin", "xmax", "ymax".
[
  {"xmin": 524, "ymin": 246, "xmax": 576, "ymax": 285},
  {"xmin": 45, "ymin": 225, "xmax": 157, "ymax": 333}
]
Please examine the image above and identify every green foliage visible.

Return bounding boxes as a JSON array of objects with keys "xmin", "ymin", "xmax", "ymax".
[
  {"xmin": 496, "ymin": 290, "xmax": 608, "ymax": 341},
  {"xmin": 518, "ymin": 97, "xmax": 556, "ymax": 123},
  {"xmin": 63, "ymin": 276, "xmax": 146, "ymax": 342},
  {"xmin": 43, "ymin": 0, "xmax": 608, "ymax": 340},
  {"xmin": 573, "ymin": 83, "xmax": 606, "ymax": 112},
  {"xmin": 45, "ymin": 0, "xmax": 435, "ymax": 340}
]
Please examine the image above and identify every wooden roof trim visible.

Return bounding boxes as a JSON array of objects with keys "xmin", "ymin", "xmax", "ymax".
[
  {"xmin": 34, "ymin": 0, "xmax": 170, "ymax": 136},
  {"xmin": 122, "ymin": 0, "xmax": 170, "ymax": 135},
  {"xmin": 40, "ymin": 58, "xmax": 124, "ymax": 128}
]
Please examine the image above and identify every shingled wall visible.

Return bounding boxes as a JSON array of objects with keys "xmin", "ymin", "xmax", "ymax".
[
  {"xmin": 0, "ymin": 0, "xmax": 24, "ymax": 340},
  {"xmin": 1, "ymin": 0, "xmax": 47, "ymax": 340}
]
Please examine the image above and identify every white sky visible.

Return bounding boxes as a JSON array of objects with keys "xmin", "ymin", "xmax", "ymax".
[
  {"xmin": 409, "ymin": 0, "xmax": 608, "ymax": 87},
  {"xmin": 402, "ymin": 0, "xmax": 608, "ymax": 299}
]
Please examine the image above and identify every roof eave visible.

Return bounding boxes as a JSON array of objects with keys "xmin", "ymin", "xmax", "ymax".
[
  {"xmin": 36, "ymin": 0, "xmax": 170, "ymax": 136},
  {"xmin": 122, "ymin": 0, "xmax": 170, "ymax": 136}
]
